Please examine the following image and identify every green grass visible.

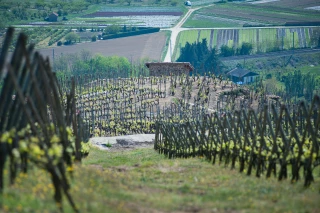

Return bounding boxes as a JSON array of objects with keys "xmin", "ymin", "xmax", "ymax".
[
  {"xmin": 173, "ymin": 27, "xmax": 320, "ymax": 59},
  {"xmin": 300, "ymin": 64, "xmax": 320, "ymax": 76},
  {"xmin": 174, "ymin": 30, "xmax": 199, "ymax": 60},
  {"xmin": 1, "ymin": 147, "xmax": 320, "ymax": 212},
  {"xmin": 199, "ymin": 29, "xmax": 211, "ymax": 47},
  {"xmin": 182, "ymin": 16, "xmax": 240, "ymax": 28},
  {"xmin": 161, "ymin": 30, "xmax": 172, "ymax": 61}
]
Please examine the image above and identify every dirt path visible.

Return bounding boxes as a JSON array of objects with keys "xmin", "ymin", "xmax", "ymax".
[
  {"xmin": 90, "ymin": 134, "xmax": 155, "ymax": 151},
  {"xmin": 163, "ymin": 5, "xmax": 214, "ymax": 62}
]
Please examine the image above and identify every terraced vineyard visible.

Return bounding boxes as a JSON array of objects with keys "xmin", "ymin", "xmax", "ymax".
[
  {"xmin": 58, "ymin": 73, "xmax": 256, "ymax": 137},
  {"xmin": 174, "ymin": 27, "xmax": 320, "ymax": 60},
  {"xmin": 1, "ymin": 28, "xmax": 320, "ymax": 212},
  {"xmin": 155, "ymin": 95, "xmax": 320, "ymax": 187}
]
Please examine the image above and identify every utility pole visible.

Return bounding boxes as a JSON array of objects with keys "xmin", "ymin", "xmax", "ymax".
[
  {"xmin": 52, "ymin": 49, "xmax": 54, "ymax": 72},
  {"xmin": 169, "ymin": 40, "xmax": 172, "ymax": 62},
  {"xmin": 130, "ymin": 54, "xmax": 133, "ymax": 77},
  {"xmin": 90, "ymin": 59, "xmax": 93, "ymax": 73}
]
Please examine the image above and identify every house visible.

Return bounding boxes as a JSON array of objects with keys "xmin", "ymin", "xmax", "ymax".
[
  {"xmin": 227, "ymin": 67, "xmax": 259, "ymax": 84},
  {"xmin": 48, "ymin": 12, "xmax": 58, "ymax": 22},
  {"xmin": 145, "ymin": 62, "xmax": 194, "ymax": 76}
]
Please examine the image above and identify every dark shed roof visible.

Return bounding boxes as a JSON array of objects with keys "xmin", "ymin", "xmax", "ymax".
[
  {"xmin": 227, "ymin": 67, "xmax": 259, "ymax": 78},
  {"xmin": 145, "ymin": 62, "xmax": 194, "ymax": 71}
]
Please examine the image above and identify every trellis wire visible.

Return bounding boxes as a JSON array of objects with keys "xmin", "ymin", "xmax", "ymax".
[
  {"xmin": 155, "ymin": 96, "xmax": 320, "ymax": 187},
  {"xmin": 0, "ymin": 28, "xmax": 89, "ymax": 212}
]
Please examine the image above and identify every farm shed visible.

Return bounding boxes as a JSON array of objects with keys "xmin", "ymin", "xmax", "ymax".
[
  {"xmin": 48, "ymin": 12, "xmax": 58, "ymax": 22},
  {"xmin": 145, "ymin": 62, "xmax": 194, "ymax": 76},
  {"xmin": 227, "ymin": 67, "xmax": 259, "ymax": 85},
  {"xmin": 185, "ymin": 1, "xmax": 192, "ymax": 6}
]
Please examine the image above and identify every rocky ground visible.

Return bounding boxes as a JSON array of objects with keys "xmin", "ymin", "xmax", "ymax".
[{"xmin": 90, "ymin": 134, "xmax": 155, "ymax": 151}]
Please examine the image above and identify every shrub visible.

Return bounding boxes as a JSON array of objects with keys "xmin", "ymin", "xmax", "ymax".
[
  {"xmin": 266, "ymin": 73, "xmax": 272, "ymax": 79},
  {"xmin": 171, "ymin": 0, "xmax": 178, "ymax": 6},
  {"xmin": 91, "ymin": 35, "xmax": 97, "ymax": 42},
  {"xmin": 220, "ymin": 45, "xmax": 235, "ymax": 57},
  {"xmin": 65, "ymin": 32, "xmax": 79, "ymax": 44},
  {"xmin": 105, "ymin": 24, "xmax": 120, "ymax": 35},
  {"xmin": 237, "ymin": 42, "xmax": 253, "ymax": 55},
  {"xmin": 57, "ymin": 41, "xmax": 62, "ymax": 46},
  {"xmin": 64, "ymin": 40, "xmax": 71, "ymax": 45}
]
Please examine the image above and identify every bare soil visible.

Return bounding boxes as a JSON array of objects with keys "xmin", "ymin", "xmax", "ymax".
[{"xmin": 37, "ymin": 32, "xmax": 166, "ymax": 63}]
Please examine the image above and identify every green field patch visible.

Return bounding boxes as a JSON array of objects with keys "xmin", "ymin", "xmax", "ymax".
[
  {"xmin": 3, "ymin": 147, "xmax": 319, "ymax": 212},
  {"xmin": 199, "ymin": 30, "xmax": 211, "ymax": 48},
  {"xmin": 175, "ymin": 30, "xmax": 199, "ymax": 60},
  {"xmin": 183, "ymin": 13, "xmax": 242, "ymax": 28},
  {"xmin": 174, "ymin": 27, "xmax": 320, "ymax": 60}
]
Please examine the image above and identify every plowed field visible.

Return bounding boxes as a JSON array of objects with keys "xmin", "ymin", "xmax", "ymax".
[{"xmin": 37, "ymin": 32, "xmax": 166, "ymax": 63}]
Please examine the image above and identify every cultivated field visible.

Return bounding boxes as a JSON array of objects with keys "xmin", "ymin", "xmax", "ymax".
[
  {"xmin": 173, "ymin": 27, "xmax": 320, "ymax": 60},
  {"xmin": 255, "ymin": 0, "xmax": 320, "ymax": 10},
  {"xmin": 183, "ymin": 0, "xmax": 320, "ymax": 28},
  {"xmin": 2, "ymin": 26, "xmax": 320, "ymax": 213},
  {"xmin": 74, "ymin": 6, "xmax": 183, "ymax": 28},
  {"xmin": 38, "ymin": 32, "xmax": 166, "ymax": 63}
]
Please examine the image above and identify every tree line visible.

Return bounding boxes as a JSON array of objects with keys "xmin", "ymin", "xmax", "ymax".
[
  {"xmin": 176, "ymin": 39, "xmax": 256, "ymax": 74},
  {"xmin": 0, "ymin": 0, "xmax": 91, "ymax": 27},
  {"xmin": 53, "ymin": 49, "xmax": 151, "ymax": 78},
  {"xmin": 177, "ymin": 39, "xmax": 223, "ymax": 75},
  {"xmin": 220, "ymin": 42, "xmax": 253, "ymax": 57}
]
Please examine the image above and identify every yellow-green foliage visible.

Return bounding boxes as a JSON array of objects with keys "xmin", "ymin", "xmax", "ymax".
[{"xmin": 1, "ymin": 148, "xmax": 320, "ymax": 213}]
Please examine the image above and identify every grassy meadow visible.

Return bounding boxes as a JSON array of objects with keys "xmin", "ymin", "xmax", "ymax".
[{"xmin": 1, "ymin": 147, "xmax": 320, "ymax": 213}]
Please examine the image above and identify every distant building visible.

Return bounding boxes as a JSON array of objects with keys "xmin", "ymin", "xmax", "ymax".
[
  {"xmin": 227, "ymin": 67, "xmax": 259, "ymax": 84},
  {"xmin": 185, "ymin": 1, "xmax": 192, "ymax": 6},
  {"xmin": 48, "ymin": 12, "xmax": 58, "ymax": 22},
  {"xmin": 145, "ymin": 62, "xmax": 194, "ymax": 76}
]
